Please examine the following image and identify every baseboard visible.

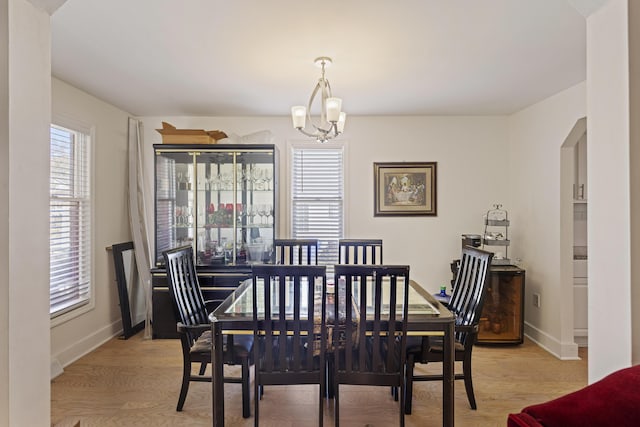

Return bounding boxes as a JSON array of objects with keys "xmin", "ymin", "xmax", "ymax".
[
  {"xmin": 50, "ymin": 358, "xmax": 64, "ymax": 379},
  {"xmin": 524, "ymin": 321, "xmax": 580, "ymax": 360},
  {"xmin": 50, "ymin": 320, "xmax": 123, "ymax": 380},
  {"xmin": 574, "ymin": 328, "xmax": 588, "ymax": 347}
]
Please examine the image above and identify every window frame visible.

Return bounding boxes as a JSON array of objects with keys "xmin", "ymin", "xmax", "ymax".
[
  {"xmin": 286, "ymin": 140, "xmax": 348, "ymax": 266},
  {"xmin": 50, "ymin": 115, "xmax": 96, "ymax": 327}
]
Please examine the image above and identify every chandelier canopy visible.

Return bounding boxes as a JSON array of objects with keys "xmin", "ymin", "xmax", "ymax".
[{"xmin": 291, "ymin": 57, "xmax": 346, "ymax": 143}]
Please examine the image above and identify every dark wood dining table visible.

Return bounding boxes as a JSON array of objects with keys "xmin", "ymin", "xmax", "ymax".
[{"xmin": 209, "ymin": 277, "xmax": 456, "ymax": 427}]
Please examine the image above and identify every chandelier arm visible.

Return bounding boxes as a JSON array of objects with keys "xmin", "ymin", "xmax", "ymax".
[
  {"xmin": 295, "ymin": 125, "xmax": 337, "ymax": 143},
  {"xmin": 306, "ymin": 80, "xmax": 322, "ymax": 127},
  {"xmin": 320, "ymin": 79, "xmax": 330, "ymax": 125},
  {"xmin": 325, "ymin": 79, "xmax": 333, "ymax": 99},
  {"xmin": 296, "ymin": 127, "xmax": 323, "ymax": 138},
  {"xmin": 312, "ymin": 122, "xmax": 333, "ymax": 134}
]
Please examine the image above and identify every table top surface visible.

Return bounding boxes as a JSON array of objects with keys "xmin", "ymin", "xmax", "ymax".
[{"xmin": 210, "ymin": 278, "xmax": 454, "ymax": 326}]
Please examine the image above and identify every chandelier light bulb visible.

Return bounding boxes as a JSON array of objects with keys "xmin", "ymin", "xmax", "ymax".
[
  {"xmin": 291, "ymin": 106, "xmax": 306, "ymax": 129},
  {"xmin": 337, "ymin": 112, "xmax": 346, "ymax": 133},
  {"xmin": 326, "ymin": 97, "xmax": 342, "ymax": 122}
]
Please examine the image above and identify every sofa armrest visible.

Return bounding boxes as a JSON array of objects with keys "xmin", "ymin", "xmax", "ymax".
[
  {"xmin": 507, "ymin": 365, "xmax": 640, "ymax": 427},
  {"xmin": 507, "ymin": 412, "xmax": 543, "ymax": 427}
]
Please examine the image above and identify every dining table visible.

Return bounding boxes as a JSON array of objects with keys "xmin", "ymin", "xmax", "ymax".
[{"xmin": 209, "ymin": 276, "xmax": 456, "ymax": 427}]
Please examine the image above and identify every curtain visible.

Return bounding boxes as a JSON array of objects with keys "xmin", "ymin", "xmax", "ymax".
[{"xmin": 128, "ymin": 118, "xmax": 153, "ymax": 339}]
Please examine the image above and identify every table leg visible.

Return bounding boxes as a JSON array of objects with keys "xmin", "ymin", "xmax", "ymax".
[
  {"xmin": 443, "ymin": 322, "xmax": 455, "ymax": 427},
  {"xmin": 212, "ymin": 319, "xmax": 224, "ymax": 427}
]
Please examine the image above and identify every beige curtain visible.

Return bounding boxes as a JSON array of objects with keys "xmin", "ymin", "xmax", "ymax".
[{"xmin": 128, "ymin": 117, "xmax": 153, "ymax": 339}]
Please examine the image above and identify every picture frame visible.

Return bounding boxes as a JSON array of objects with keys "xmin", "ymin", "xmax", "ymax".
[
  {"xmin": 373, "ymin": 162, "xmax": 437, "ymax": 216},
  {"xmin": 111, "ymin": 241, "xmax": 145, "ymax": 339}
]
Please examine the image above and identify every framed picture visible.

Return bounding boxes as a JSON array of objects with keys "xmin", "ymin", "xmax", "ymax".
[{"xmin": 373, "ymin": 162, "xmax": 437, "ymax": 216}]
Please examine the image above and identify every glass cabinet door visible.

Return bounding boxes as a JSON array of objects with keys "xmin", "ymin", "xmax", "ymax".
[
  {"xmin": 236, "ymin": 150, "xmax": 276, "ymax": 264},
  {"xmin": 154, "ymin": 145, "xmax": 277, "ymax": 267},
  {"xmin": 155, "ymin": 150, "xmax": 196, "ymax": 266},
  {"xmin": 194, "ymin": 150, "xmax": 236, "ymax": 265}
]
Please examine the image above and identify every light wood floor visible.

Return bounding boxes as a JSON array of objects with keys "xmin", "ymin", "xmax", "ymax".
[{"xmin": 51, "ymin": 332, "xmax": 587, "ymax": 427}]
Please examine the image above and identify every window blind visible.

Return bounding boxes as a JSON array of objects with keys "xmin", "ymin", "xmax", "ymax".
[
  {"xmin": 291, "ymin": 146, "xmax": 344, "ymax": 266},
  {"xmin": 154, "ymin": 155, "xmax": 175, "ymax": 265},
  {"xmin": 50, "ymin": 125, "xmax": 92, "ymax": 316}
]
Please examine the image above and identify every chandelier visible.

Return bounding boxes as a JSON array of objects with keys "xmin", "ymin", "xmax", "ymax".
[{"xmin": 291, "ymin": 57, "xmax": 346, "ymax": 143}]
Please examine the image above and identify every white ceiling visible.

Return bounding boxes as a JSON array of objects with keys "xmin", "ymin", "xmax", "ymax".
[{"xmin": 51, "ymin": 0, "xmax": 586, "ymax": 117}]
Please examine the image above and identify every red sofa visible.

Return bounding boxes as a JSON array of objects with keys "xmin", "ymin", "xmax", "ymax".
[{"xmin": 507, "ymin": 365, "xmax": 640, "ymax": 427}]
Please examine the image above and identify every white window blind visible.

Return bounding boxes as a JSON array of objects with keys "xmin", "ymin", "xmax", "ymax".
[
  {"xmin": 291, "ymin": 146, "xmax": 344, "ymax": 266},
  {"xmin": 50, "ymin": 124, "xmax": 92, "ymax": 317}
]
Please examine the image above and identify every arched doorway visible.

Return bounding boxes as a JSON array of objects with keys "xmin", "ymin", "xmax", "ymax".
[{"xmin": 561, "ymin": 117, "xmax": 588, "ymax": 348}]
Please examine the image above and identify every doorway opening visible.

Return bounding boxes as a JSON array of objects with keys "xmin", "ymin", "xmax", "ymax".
[{"xmin": 561, "ymin": 117, "xmax": 588, "ymax": 348}]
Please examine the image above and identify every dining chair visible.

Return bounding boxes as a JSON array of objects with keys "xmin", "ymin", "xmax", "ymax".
[
  {"xmin": 334, "ymin": 239, "xmax": 384, "ymax": 398},
  {"xmin": 163, "ymin": 245, "xmax": 253, "ymax": 417},
  {"xmin": 338, "ymin": 239, "xmax": 383, "ymax": 264},
  {"xmin": 273, "ymin": 238, "xmax": 319, "ymax": 265},
  {"xmin": 332, "ymin": 264, "xmax": 410, "ymax": 427},
  {"xmin": 404, "ymin": 246, "xmax": 493, "ymax": 414},
  {"xmin": 251, "ymin": 264, "xmax": 327, "ymax": 427}
]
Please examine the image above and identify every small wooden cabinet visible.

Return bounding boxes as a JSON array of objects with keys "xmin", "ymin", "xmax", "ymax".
[{"xmin": 477, "ymin": 265, "xmax": 525, "ymax": 344}]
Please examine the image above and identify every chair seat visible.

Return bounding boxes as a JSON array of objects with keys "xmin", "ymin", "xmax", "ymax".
[
  {"xmin": 406, "ymin": 336, "xmax": 465, "ymax": 356},
  {"xmin": 190, "ymin": 330, "xmax": 213, "ymax": 354},
  {"xmin": 190, "ymin": 330, "xmax": 253, "ymax": 359}
]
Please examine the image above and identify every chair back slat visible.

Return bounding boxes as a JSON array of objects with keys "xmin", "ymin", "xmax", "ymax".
[
  {"xmin": 252, "ymin": 264, "xmax": 327, "ymax": 375},
  {"xmin": 274, "ymin": 239, "xmax": 319, "ymax": 265},
  {"xmin": 449, "ymin": 246, "xmax": 493, "ymax": 344},
  {"xmin": 163, "ymin": 246, "xmax": 208, "ymax": 344},
  {"xmin": 334, "ymin": 265, "xmax": 410, "ymax": 378},
  {"xmin": 338, "ymin": 239, "xmax": 383, "ymax": 264}
]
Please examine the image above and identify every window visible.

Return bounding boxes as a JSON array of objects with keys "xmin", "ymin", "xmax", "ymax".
[
  {"xmin": 49, "ymin": 124, "xmax": 92, "ymax": 317},
  {"xmin": 290, "ymin": 144, "xmax": 344, "ymax": 266}
]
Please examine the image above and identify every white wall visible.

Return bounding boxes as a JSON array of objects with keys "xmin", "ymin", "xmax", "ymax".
[
  {"xmin": 0, "ymin": 2, "xmax": 9, "ymax": 422},
  {"xmin": 50, "ymin": 78, "xmax": 132, "ymax": 370},
  {"xmin": 508, "ymin": 82, "xmax": 586, "ymax": 359},
  {"xmin": 2, "ymin": 1, "xmax": 51, "ymax": 425},
  {"xmin": 587, "ymin": 0, "xmax": 634, "ymax": 381},
  {"xmin": 630, "ymin": 0, "xmax": 640, "ymax": 367},
  {"xmin": 139, "ymin": 115, "xmax": 509, "ymax": 292}
]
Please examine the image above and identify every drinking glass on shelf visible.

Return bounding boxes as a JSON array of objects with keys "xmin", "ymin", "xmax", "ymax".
[
  {"xmin": 257, "ymin": 204, "xmax": 267, "ymax": 225},
  {"xmin": 251, "ymin": 167, "xmax": 263, "ymax": 191},
  {"xmin": 267, "ymin": 204, "xmax": 274, "ymax": 225},
  {"xmin": 264, "ymin": 168, "xmax": 273, "ymax": 191},
  {"xmin": 184, "ymin": 171, "xmax": 192, "ymax": 190},
  {"xmin": 209, "ymin": 174, "xmax": 220, "ymax": 191},
  {"xmin": 221, "ymin": 172, "xmax": 232, "ymax": 190},
  {"xmin": 175, "ymin": 206, "xmax": 183, "ymax": 226},
  {"xmin": 186, "ymin": 206, "xmax": 194, "ymax": 226},
  {"xmin": 177, "ymin": 172, "xmax": 184, "ymax": 190},
  {"xmin": 246, "ymin": 205, "xmax": 256, "ymax": 226},
  {"xmin": 236, "ymin": 168, "xmax": 245, "ymax": 191}
]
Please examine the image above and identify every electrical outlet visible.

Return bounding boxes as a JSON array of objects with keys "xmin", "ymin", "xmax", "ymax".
[{"xmin": 533, "ymin": 293, "xmax": 541, "ymax": 308}]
